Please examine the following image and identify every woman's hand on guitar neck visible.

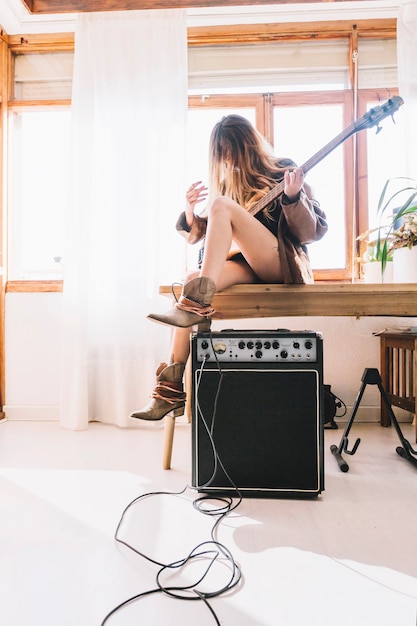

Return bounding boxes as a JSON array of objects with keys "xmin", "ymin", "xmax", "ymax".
[
  {"xmin": 284, "ymin": 168, "xmax": 304, "ymax": 202},
  {"xmin": 185, "ymin": 181, "xmax": 208, "ymax": 227}
]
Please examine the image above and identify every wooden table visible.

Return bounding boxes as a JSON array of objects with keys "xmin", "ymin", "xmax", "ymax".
[
  {"xmin": 159, "ymin": 282, "xmax": 417, "ymax": 467},
  {"xmin": 160, "ymin": 282, "xmax": 417, "ymax": 318}
]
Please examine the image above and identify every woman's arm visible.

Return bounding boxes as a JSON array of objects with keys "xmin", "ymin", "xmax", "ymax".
[
  {"xmin": 176, "ymin": 181, "xmax": 209, "ymax": 243},
  {"xmin": 176, "ymin": 211, "xmax": 207, "ymax": 244},
  {"xmin": 281, "ymin": 182, "xmax": 328, "ymax": 245}
]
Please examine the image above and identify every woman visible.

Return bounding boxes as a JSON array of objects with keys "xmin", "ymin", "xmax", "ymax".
[{"xmin": 131, "ymin": 114, "xmax": 328, "ymax": 421}]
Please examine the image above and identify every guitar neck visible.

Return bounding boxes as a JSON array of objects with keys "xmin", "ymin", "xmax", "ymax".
[
  {"xmin": 248, "ymin": 96, "xmax": 403, "ymax": 216},
  {"xmin": 250, "ymin": 122, "xmax": 358, "ymax": 216}
]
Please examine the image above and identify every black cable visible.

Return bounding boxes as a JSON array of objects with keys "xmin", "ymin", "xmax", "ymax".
[
  {"xmin": 192, "ymin": 352, "xmax": 243, "ymax": 544},
  {"xmin": 100, "ymin": 486, "xmax": 242, "ymax": 624},
  {"xmin": 170, "ymin": 281, "xmax": 183, "ymax": 303},
  {"xmin": 100, "ymin": 329, "xmax": 244, "ymax": 625},
  {"xmin": 335, "ymin": 394, "xmax": 347, "ymax": 418}
]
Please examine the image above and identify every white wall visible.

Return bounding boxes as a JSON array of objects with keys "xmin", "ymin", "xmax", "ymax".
[
  {"xmin": 4, "ymin": 292, "xmax": 416, "ymax": 424},
  {"xmin": 5, "ymin": 292, "xmax": 63, "ymax": 420}
]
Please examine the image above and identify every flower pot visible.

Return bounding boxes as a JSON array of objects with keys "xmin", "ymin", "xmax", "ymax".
[
  {"xmin": 393, "ymin": 245, "xmax": 417, "ymax": 283},
  {"xmin": 363, "ymin": 261, "xmax": 393, "ymax": 283}
]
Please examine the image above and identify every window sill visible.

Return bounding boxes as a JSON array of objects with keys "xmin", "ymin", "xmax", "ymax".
[{"xmin": 6, "ymin": 280, "xmax": 63, "ymax": 293}]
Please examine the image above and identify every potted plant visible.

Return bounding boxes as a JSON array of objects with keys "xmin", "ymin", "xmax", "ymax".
[
  {"xmin": 367, "ymin": 177, "xmax": 417, "ymax": 282},
  {"xmin": 358, "ymin": 240, "xmax": 393, "ymax": 283}
]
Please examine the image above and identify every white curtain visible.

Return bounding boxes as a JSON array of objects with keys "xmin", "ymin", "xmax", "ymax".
[
  {"xmin": 60, "ymin": 10, "xmax": 188, "ymax": 430},
  {"xmin": 397, "ymin": 1, "xmax": 417, "ymax": 179}
]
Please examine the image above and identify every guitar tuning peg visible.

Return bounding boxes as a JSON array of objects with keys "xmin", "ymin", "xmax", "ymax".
[
  {"xmin": 391, "ymin": 114, "xmax": 396, "ymax": 125},
  {"xmin": 376, "ymin": 124, "xmax": 382, "ymax": 134}
]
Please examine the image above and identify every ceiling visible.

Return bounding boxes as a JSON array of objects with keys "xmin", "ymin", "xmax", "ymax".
[{"xmin": 0, "ymin": 0, "xmax": 400, "ymax": 35}]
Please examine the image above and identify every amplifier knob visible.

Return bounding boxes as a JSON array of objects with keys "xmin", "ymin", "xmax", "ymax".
[
  {"xmin": 255, "ymin": 341, "xmax": 262, "ymax": 349},
  {"xmin": 293, "ymin": 341, "xmax": 300, "ymax": 349},
  {"xmin": 264, "ymin": 341, "xmax": 271, "ymax": 349},
  {"xmin": 213, "ymin": 341, "xmax": 227, "ymax": 354},
  {"xmin": 247, "ymin": 341, "xmax": 254, "ymax": 349},
  {"xmin": 280, "ymin": 350, "xmax": 288, "ymax": 359},
  {"xmin": 238, "ymin": 341, "xmax": 246, "ymax": 349},
  {"xmin": 255, "ymin": 350, "xmax": 263, "ymax": 359},
  {"xmin": 201, "ymin": 340, "xmax": 209, "ymax": 349},
  {"xmin": 305, "ymin": 340, "xmax": 313, "ymax": 350},
  {"xmin": 272, "ymin": 341, "xmax": 280, "ymax": 349}
]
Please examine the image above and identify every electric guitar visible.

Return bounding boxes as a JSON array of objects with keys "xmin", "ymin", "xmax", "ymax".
[{"xmin": 249, "ymin": 95, "xmax": 404, "ymax": 217}]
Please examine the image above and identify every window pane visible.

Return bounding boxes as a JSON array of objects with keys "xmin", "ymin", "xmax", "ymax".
[
  {"xmin": 188, "ymin": 40, "xmax": 349, "ymax": 94},
  {"xmin": 13, "ymin": 52, "xmax": 74, "ymax": 101},
  {"xmin": 8, "ymin": 109, "xmax": 71, "ymax": 279},
  {"xmin": 357, "ymin": 39, "xmax": 398, "ymax": 89},
  {"xmin": 366, "ymin": 100, "xmax": 408, "ymax": 233},
  {"xmin": 274, "ymin": 104, "xmax": 346, "ymax": 270}
]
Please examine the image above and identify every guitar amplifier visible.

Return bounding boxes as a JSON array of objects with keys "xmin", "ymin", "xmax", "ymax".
[{"xmin": 191, "ymin": 329, "xmax": 324, "ymax": 498}]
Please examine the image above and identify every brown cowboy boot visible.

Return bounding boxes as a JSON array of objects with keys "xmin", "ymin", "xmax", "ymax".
[
  {"xmin": 147, "ymin": 277, "xmax": 216, "ymax": 328},
  {"xmin": 130, "ymin": 362, "xmax": 186, "ymax": 421}
]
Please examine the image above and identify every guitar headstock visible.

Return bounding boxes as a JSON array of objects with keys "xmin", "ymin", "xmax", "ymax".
[{"xmin": 355, "ymin": 96, "xmax": 404, "ymax": 133}]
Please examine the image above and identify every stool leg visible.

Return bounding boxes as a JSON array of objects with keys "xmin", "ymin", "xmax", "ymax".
[
  {"xmin": 161, "ymin": 356, "xmax": 191, "ymax": 469},
  {"xmin": 162, "ymin": 414, "xmax": 176, "ymax": 470}
]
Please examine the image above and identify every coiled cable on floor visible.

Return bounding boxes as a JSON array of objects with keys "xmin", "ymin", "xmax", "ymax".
[{"xmin": 100, "ymin": 333, "xmax": 244, "ymax": 625}]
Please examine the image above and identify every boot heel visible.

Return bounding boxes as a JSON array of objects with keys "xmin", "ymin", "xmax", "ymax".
[{"xmin": 172, "ymin": 406, "xmax": 185, "ymax": 418}]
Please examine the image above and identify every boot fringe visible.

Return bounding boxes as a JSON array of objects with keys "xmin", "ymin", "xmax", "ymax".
[
  {"xmin": 176, "ymin": 296, "xmax": 216, "ymax": 318},
  {"xmin": 152, "ymin": 382, "xmax": 186, "ymax": 404}
]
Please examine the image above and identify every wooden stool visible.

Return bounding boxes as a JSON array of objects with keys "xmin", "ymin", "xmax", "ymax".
[
  {"xmin": 380, "ymin": 331, "xmax": 417, "ymax": 441},
  {"xmin": 162, "ymin": 357, "xmax": 192, "ymax": 469},
  {"xmin": 162, "ymin": 321, "xmax": 211, "ymax": 469}
]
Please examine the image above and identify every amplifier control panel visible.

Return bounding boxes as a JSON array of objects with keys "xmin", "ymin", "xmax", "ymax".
[{"xmin": 193, "ymin": 330, "xmax": 320, "ymax": 363}]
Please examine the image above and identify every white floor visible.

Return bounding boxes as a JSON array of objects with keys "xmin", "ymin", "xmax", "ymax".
[{"xmin": 1, "ymin": 418, "xmax": 417, "ymax": 626}]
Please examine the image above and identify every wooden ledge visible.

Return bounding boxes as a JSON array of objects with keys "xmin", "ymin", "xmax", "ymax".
[{"xmin": 159, "ymin": 282, "xmax": 417, "ymax": 318}]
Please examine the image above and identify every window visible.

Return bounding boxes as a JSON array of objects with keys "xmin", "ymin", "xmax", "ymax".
[
  {"xmin": 8, "ymin": 108, "xmax": 71, "ymax": 279},
  {"xmin": 363, "ymin": 95, "xmax": 407, "ymax": 232},
  {"xmin": 186, "ymin": 94, "xmax": 350, "ymax": 278},
  {"xmin": 272, "ymin": 97, "xmax": 348, "ymax": 272},
  {"xmin": 5, "ymin": 27, "xmax": 399, "ymax": 283},
  {"xmin": 13, "ymin": 51, "xmax": 74, "ymax": 101},
  {"xmin": 357, "ymin": 90, "xmax": 406, "ymax": 263}
]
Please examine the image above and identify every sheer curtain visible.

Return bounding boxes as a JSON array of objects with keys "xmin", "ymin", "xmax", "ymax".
[
  {"xmin": 397, "ymin": 1, "xmax": 417, "ymax": 179},
  {"xmin": 60, "ymin": 10, "xmax": 188, "ymax": 429}
]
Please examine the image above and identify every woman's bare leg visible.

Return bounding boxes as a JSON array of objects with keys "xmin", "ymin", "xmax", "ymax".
[
  {"xmin": 169, "ymin": 327, "xmax": 193, "ymax": 364},
  {"xmin": 201, "ymin": 196, "xmax": 283, "ymax": 284},
  {"xmin": 147, "ymin": 198, "xmax": 277, "ymax": 329},
  {"xmin": 168, "ymin": 259, "xmax": 258, "ymax": 365},
  {"xmin": 131, "ymin": 257, "xmax": 260, "ymax": 420}
]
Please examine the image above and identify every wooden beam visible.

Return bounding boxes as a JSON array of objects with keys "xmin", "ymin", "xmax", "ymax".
[
  {"xmin": 188, "ymin": 19, "xmax": 396, "ymax": 45},
  {"xmin": 21, "ymin": 0, "xmax": 368, "ymax": 15},
  {"xmin": 6, "ymin": 19, "xmax": 396, "ymax": 52}
]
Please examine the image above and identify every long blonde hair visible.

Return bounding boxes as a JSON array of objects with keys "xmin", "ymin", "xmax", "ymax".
[{"xmin": 208, "ymin": 114, "xmax": 288, "ymax": 212}]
